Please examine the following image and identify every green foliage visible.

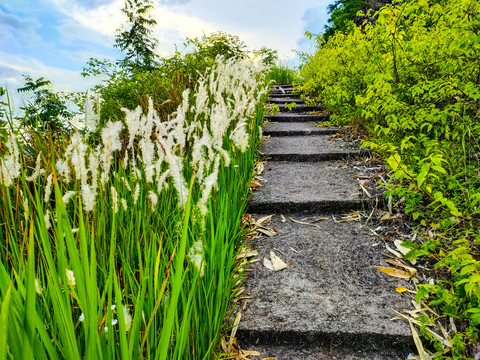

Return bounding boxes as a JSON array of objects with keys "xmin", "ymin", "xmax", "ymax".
[
  {"xmin": 17, "ymin": 76, "xmax": 73, "ymax": 134},
  {"xmin": 300, "ymin": 0, "xmax": 480, "ymax": 355},
  {"xmin": 0, "ymin": 59, "xmax": 269, "ymax": 359},
  {"xmin": 83, "ymin": 31, "xmax": 258, "ymax": 130},
  {"xmin": 252, "ymin": 46, "xmax": 278, "ymax": 66},
  {"xmin": 114, "ymin": 0, "xmax": 158, "ymax": 72},
  {"xmin": 266, "ymin": 64, "xmax": 301, "ymax": 85},
  {"xmin": 187, "ymin": 31, "xmax": 247, "ymax": 61},
  {"xmin": 324, "ymin": 0, "xmax": 367, "ymax": 40}
]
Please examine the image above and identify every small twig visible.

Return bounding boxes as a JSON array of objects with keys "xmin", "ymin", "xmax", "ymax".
[{"xmin": 365, "ymin": 197, "xmax": 378, "ymax": 225}]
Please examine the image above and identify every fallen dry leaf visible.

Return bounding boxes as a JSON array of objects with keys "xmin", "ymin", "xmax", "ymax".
[
  {"xmin": 359, "ymin": 183, "xmax": 372, "ymax": 198},
  {"xmin": 280, "ymin": 214, "xmax": 286, "ymax": 223},
  {"xmin": 236, "ymin": 248, "xmax": 259, "ymax": 260},
  {"xmin": 385, "ymin": 243, "xmax": 403, "ymax": 258},
  {"xmin": 255, "ymin": 215, "xmax": 273, "ymax": 227},
  {"xmin": 289, "ymin": 217, "xmax": 319, "ymax": 227},
  {"xmin": 409, "ymin": 320, "xmax": 431, "ymax": 360},
  {"xmin": 240, "ymin": 349, "xmax": 262, "ymax": 357},
  {"xmin": 394, "ymin": 240, "xmax": 417, "ymax": 265},
  {"xmin": 230, "ymin": 313, "xmax": 242, "ymax": 345},
  {"xmin": 263, "ymin": 251, "xmax": 288, "ymax": 271},
  {"xmin": 374, "ymin": 266, "xmax": 414, "ymax": 280},
  {"xmin": 385, "ymin": 259, "xmax": 417, "ymax": 277},
  {"xmin": 257, "ymin": 228, "xmax": 277, "ymax": 237},
  {"xmin": 380, "ymin": 212, "xmax": 402, "ymax": 221}
]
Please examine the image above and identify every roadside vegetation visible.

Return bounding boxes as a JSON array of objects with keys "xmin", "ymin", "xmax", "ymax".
[
  {"xmin": 0, "ymin": 0, "xmax": 295, "ymax": 358},
  {"xmin": 300, "ymin": 0, "xmax": 480, "ymax": 357}
]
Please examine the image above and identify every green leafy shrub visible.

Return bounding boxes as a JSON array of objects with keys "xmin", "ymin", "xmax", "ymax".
[{"xmin": 300, "ymin": 0, "xmax": 480, "ymax": 355}]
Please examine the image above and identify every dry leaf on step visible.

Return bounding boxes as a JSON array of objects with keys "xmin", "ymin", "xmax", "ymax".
[
  {"xmin": 409, "ymin": 320, "xmax": 431, "ymax": 360},
  {"xmin": 394, "ymin": 240, "xmax": 417, "ymax": 265},
  {"xmin": 263, "ymin": 251, "xmax": 288, "ymax": 271},
  {"xmin": 385, "ymin": 243, "xmax": 403, "ymax": 258},
  {"xmin": 380, "ymin": 212, "xmax": 401, "ymax": 221},
  {"xmin": 257, "ymin": 228, "xmax": 277, "ymax": 237},
  {"xmin": 374, "ymin": 266, "xmax": 415, "ymax": 280},
  {"xmin": 240, "ymin": 350, "xmax": 261, "ymax": 356},
  {"xmin": 236, "ymin": 248, "xmax": 259, "ymax": 260},
  {"xmin": 255, "ymin": 215, "xmax": 273, "ymax": 227},
  {"xmin": 289, "ymin": 217, "xmax": 319, "ymax": 227},
  {"xmin": 385, "ymin": 259, "xmax": 417, "ymax": 277}
]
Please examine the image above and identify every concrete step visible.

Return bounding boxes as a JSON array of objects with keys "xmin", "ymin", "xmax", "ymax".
[
  {"xmin": 267, "ymin": 93, "xmax": 299, "ymax": 98},
  {"xmin": 237, "ymin": 214, "xmax": 414, "ymax": 358},
  {"xmin": 239, "ymin": 343, "xmax": 411, "ymax": 360},
  {"xmin": 268, "ymin": 97, "xmax": 305, "ymax": 104},
  {"xmin": 270, "ymin": 92, "xmax": 296, "ymax": 97},
  {"xmin": 265, "ymin": 112, "xmax": 330, "ymax": 122},
  {"xmin": 261, "ymin": 135, "xmax": 366, "ymax": 161},
  {"xmin": 274, "ymin": 104, "xmax": 323, "ymax": 113},
  {"xmin": 263, "ymin": 122, "xmax": 340, "ymax": 136},
  {"xmin": 273, "ymin": 83, "xmax": 294, "ymax": 88},
  {"xmin": 248, "ymin": 161, "xmax": 370, "ymax": 213}
]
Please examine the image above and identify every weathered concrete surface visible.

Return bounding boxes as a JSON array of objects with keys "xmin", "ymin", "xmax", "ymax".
[
  {"xmin": 237, "ymin": 215, "xmax": 413, "ymax": 356},
  {"xmin": 267, "ymin": 93, "xmax": 300, "ymax": 98},
  {"xmin": 268, "ymin": 97, "xmax": 305, "ymax": 104},
  {"xmin": 261, "ymin": 135, "xmax": 365, "ymax": 161},
  {"xmin": 275, "ymin": 104, "xmax": 324, "ymax": 112},
  {"xmin": 263, "ymin": 122, "xmax": 340, "ymax": 136},
  {"xmin": 265, "ymin": 112, "xmax": 330, "ymax": 122},
  {"xmin": 240, "ymin": 344, "xmax": 410, "ymax": 360},
  {"xmin": 238, "ymin": 84, "xmax": 413, "ymax": 358},
  {"xmin": 248, "ymin": 161, "xmax": 370, "ymax": 213}
]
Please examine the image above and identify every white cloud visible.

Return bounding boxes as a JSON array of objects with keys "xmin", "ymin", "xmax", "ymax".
[
  {"xmin": 0, "ymin": 8, "xmax": 40, "ymax": 46},
  {"xmin": 0, "ymin": 52, "xmax": 100, "ymax": 109}
]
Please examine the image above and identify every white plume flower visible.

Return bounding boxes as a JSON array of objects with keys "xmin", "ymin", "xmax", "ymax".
[
  {"xmin": 188, "ymin": 240, "xmax": 205, "ymax": 277},
  {"xmin": 26, "ymin": 154, "xmax": 42, "ymax": 182},
  {"xmin": 230, "ymin": 123, "xmax": 249, "ymax": 152},
  {"xmin": 62, "ymin": 191, "xmax": 76, "ymax": 204},
  {"xmin": 133, "ymin": 183, "xmax": 140, "ymax": 205},
  {"xmin": 123, "ymin": 306, "xmax": 132, "ymax": 331},
  {"xmin": 44, "ymin": 209, "xmax": 51, "ymax": 230},
  {"xmin": 44, "ymin": 173, "xmax": 53, "ymax": 203},
  {"xmin": 65, "ymin": 269, "xmax": 76, "ymax": 287},
  {"xmin": 0, "ymin": 130, "xmax": 21, "ymax": 187},
  {"xmin": 100, "ymin": 121, "xmax": 123, "ymax": 184},
  {"xmin": 82, "ymin": 184, "xmax": 96, "ymax": 212},
  {"xmin": 111, "ymin": 187, "xmax": 118, "ymax": 214},
  {"xmin": 35, "ymin": 278, "xmax": 42, "ymax": 295},
  {"xmin": 148, "ymin": 191, "xmax": 158, "ymax": 211}
]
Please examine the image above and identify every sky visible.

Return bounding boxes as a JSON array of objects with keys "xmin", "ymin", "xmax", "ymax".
[{"xmin": 0, "ymin": 0, "xmax": 331, "ymax": 107}]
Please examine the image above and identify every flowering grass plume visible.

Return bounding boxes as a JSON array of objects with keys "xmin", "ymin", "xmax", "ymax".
[{"xmin": 0, "ymin": 55, "xmax": 270, "ymax": 359}]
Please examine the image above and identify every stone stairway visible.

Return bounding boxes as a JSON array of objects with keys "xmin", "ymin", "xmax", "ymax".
[{"xmin": 237, "ymin": 84, "xmax": 415, "ymax": 359}]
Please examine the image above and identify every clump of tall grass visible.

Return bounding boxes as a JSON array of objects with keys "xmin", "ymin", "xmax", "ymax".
[
  {"xmin": 0, "ymin": 56, "xmax": 268, "ymax": 359},
  {"xmin": 266, "ymin": 63, "xmax": 301, "ymax": 85}
]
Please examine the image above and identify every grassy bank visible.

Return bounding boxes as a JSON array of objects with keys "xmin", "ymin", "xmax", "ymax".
[{"xmin": 0, "ymin": 57, "xmax": 269, "ymax": 359}]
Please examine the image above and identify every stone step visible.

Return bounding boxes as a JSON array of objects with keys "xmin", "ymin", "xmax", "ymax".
[
  {"xmin": 237, "ymin": 214, "xmax": 414, "ymax": 358},
  {"xmin": 265, "ymin": 112, "xmax": 330, "ymax": 122},
  {"xmin": 268, "ymin": 97, "xmax": 305, "ymax": 104},
  {"xmin": 270, "ymin": 92, "xmax": 296, "ymax": 97},
  {"xmin": 239, "ymin": 343, "xmax": 412, "ymax": 360},
  {"xmin": 268, "ymin": 93, "xmax": 299, "ymax": 98},
  {"xmin": 248, "ymin": 161, "xmax": 370, "ymax": 213},
  {"xmin": 275, "ymin": 104, "xmax": 323, "ymax": 112},
  {"xmin": 263, "ymin": 122, "xmax": 340, "ymax": 136},
  {"xmin": 273, "ymin": 83, "xmax": 294, "ymax": 88},
  {"xmin": 261, "ymin": 135, "xmax": 366, "ymax": 161}
]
